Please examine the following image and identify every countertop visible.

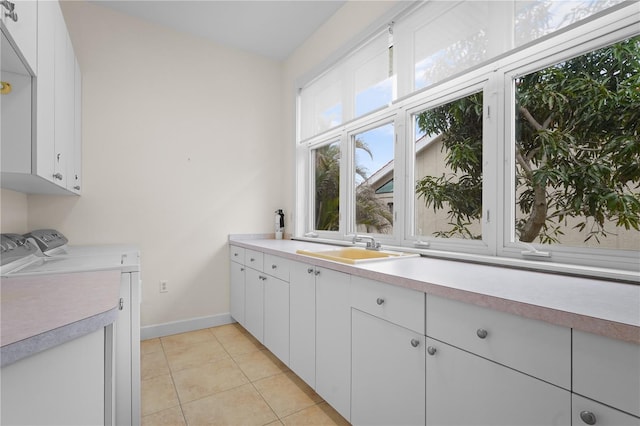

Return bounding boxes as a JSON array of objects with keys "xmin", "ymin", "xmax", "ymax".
[
  {"xmin": 1, "ymin": 270, "xmax": 122, "ymax": 366},
  {"xmin": 229, "ymin": 237, "xmax": 640, "ymax": 344}
]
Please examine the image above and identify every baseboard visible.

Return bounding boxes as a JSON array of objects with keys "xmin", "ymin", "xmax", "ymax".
[{"xmin": 140, "ymin": 313, "xmax": 235, "ymax": 340}]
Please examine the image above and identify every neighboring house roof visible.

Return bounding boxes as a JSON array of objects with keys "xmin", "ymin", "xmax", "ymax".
[{"xmin": 362, "ymin": 132, "xmax": 442, "ymax": 191}]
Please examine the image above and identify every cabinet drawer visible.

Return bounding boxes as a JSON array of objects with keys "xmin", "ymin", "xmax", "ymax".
[
  {"xmin": 264, "ymin": 254, "xmax": 290, "ymax": 282},
  {"xmin": 573, "ymin": 394, "xmax": 640, "ymax": 426},
  {"xmin": 229, "ymin": 245, "xmax": 245, "ymax": 264},
  {"xmin": 426, "ymin": 294, "xmax": 571, "ymax": 389},
  {"xmin": 245, "ymin": 249, "xmax": 264, "ymax": 271},
  {"xmin": 351, "ymin": 276, "xmax": 425, "ymax": 334},
  {"xmin": 573, "ymin": 330, "xmax": 640, "ymax": 417}
]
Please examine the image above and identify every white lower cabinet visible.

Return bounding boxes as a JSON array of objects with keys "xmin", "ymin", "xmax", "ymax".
[
  {"xmin": 1, "ymin": 328, "xmax": 107, "ymax": 426},
  {"xmin": 263, "ymin": 273, "xmax": 289, "ymax": 365},
  {"xmin": 289, "ymin": 261, "xmax": 317, "ymax": 387},
  {"xmin": 115, "ymin": 271, "xmax": 141, "ymax": 426},
  {"xmin": 573, "ymin": 330, "xmax": 640, "ymax": 419},
  {"xmin": 425, "ymin": 337, "xmax": 570, "ymax": 426},
  {"xmin": 316, "ymin": 267, "xmax": 351, "ymax": 421},
  {"xmin": 229, "ymin": 245, "xmax": 246, "ymax": 326},
  {"xmin": 351, "ymin": 309, "xmax": 425, "ymax": 426},
  {"xmin": 229, "ymin": 260, "xmax": 245, "ymax": 325},
  {"xmin": 244, "ymin": 267, "xmax": 264, "ymax": 342},
  {"xmin": 229, "ymin": 244, "xmax": 636, "ymax": 426}
]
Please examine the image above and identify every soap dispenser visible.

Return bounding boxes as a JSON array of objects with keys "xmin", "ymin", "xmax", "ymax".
[{"xmin": 275, "ymin": 209, "xmax": 285, "ymax": 239}]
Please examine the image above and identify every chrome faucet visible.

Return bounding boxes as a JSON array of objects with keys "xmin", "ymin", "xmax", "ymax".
[{"xmin": 352, "ymin": 234, "xmax": 381, "ymax": 251}]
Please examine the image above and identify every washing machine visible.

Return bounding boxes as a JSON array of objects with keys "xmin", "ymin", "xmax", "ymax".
[{"xmin": 1, "ymin": 231, "xmax": 141, "ymax": 426}]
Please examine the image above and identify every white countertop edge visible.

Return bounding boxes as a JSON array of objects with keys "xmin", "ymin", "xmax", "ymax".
[
  {"xmin": 0, "ymin": 308, "xmax": 118, "ymax": 367},
  {"xmin": 229, "ymin": 237, "xmax": 640, "ymax": 344}
]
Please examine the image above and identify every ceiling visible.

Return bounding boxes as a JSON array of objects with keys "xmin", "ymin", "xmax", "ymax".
[{"xmin": 92, "ymin": 1, "xmax": 346, "ymax": 60}]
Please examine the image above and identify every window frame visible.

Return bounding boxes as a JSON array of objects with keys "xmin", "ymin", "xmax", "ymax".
[{"xmin": 295, "ymin": 1, "xmax": 640, "ymax": 280}]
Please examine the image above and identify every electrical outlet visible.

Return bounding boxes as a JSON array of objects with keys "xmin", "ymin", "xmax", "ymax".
[{"xmin": 159, "ymin": 280, "xmax": 168, "ymax": 293}]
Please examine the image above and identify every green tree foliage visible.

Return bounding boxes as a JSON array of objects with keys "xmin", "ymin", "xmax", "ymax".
[
  {"xmin": 315, "ymin": 140, "xmax": 393, "ymax": 232},
  {"xmin": 415, "ymin": 35, "xmax": 640, "ymax": 244}
]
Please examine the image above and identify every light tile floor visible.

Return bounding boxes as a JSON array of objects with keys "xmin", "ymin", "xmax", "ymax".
[{"xmin": 141, "ymin": 323, "xmax": 350, "ymax": 426}]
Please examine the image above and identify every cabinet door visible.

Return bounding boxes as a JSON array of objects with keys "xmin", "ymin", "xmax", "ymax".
[
  {"xmin": 289, "ymin": 261, "xmax": 316, "ymax": 388},
  {"xmin": 0, "ymin": 329, "xmax": 105, "ymax": 426},
  {"xmin": 316, "ymin": 268, "xmax": 351, "ymax": 421},
  {"xmin": 351, "ymin": 309, "xmax": 425, "ymax": 426},
  {"xmin": 70, "ymin": 58, "xmax": 82, "ymax": 193},
  {"xmin": 53, "ymin": 6, "xmax": 74, "ymax": 188},
  {"xmin": 264, "ymin": 275, "xmax": 289, "ymax": 365},
  {"xmin": 573, "ymin": 330, "xmax": 640, "ymax": 418},
  {"xmin": 35, "ymin": 0, "xmax": 56, "ymax": 182},
  {"xmin": 230, "ymin": 261, "xmax": 245, "ymax": 325},
  {"xmin": 244, "ymin": 268, "xmax": 264, "ymax": 342},
  {"xmin": 1, "ymin": 0, "xmax": 37, "ymax": 72},
  {"xmin": 426, "ymin": 337, "xmax": 570, "ymax": 426}
]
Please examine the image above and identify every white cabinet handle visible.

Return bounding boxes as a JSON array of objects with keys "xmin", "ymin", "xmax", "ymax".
[
  {"xmin": 579, "ymin": 411, "xmax": 597, "ymax": 425},
  {"xmin": 376, "ymin": 298, "xmax": 385, "ymax": 305},
  {"xmin": 476, "ymin": 328, "xmax": 488, "ymax": 339}
]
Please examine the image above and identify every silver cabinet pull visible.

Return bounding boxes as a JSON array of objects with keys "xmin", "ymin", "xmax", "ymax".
[
  {"xmin": 53, "ymin": 173, "xmax": 63, "ymax": 180},
  {"xmin": 259, "ymin": 275, "xmax": 267, "ymax": 281},
  {"xmin": 234, "ymin": 253, "xmax": 238, "ymax": 257},
  {"xmin": 1, "ymin": 1, "xmax": 15, "ymax": 12},
  {"xmin": 376, "ymin": 297, "xmax": 385, "ymax": 305},
  {"xmin": 250, "ymin": 258, "xmax": 255, "ymax": 262},
  {"xmin": 271, "ymin": 264, "xmax": 277, "ymax": 269},
  {"xmin": 410, "ymin": 339, "xmax": 420, "ymax": 348},
  {"xmin": 4, "ymin": 9, "xmax": 17, "ymax": 21},
  {"xmin": 307, "ymin": 267, "xmax": 314, "ymax": 274},
  {"xmin": 240, "ymin": 267, "xmax": 245, "ymax": 272},
  {"xmin": 476, "ymin": 328, "xmax": 488, "ymax": 339},
  {"xmin": 73, "ymin": 185, "xmax": 80, "ymax": 190},
  {"xmin": 119, "ymin": 298, "xmax": 124, "ymax": 310},
  {"xmin": 314, "ymin": 269, "xmax": 320, "ymax": 276},
  {"xmin": 579, "ymin": 411, "xmax": 597, "ymax": 425},
  {"xmin": 427, "ymin": 346, "xmax": 437, "ymax": 356}
]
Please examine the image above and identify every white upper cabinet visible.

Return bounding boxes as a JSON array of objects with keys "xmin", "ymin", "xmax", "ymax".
[
  {"xmin": 1, "ymin": 0, "xmax": 37, "ymax": 73},
  {"xmin": 1, "ymin": 0, "xmax": 82, "ymax": 195}
]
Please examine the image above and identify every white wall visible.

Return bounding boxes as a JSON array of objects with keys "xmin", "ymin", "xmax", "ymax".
[
  {"xmin": 0, "ymin": 189, "xmax": 28, "ymax": 233},
  {"xmin": 26, "ymin": 1, "xmax": 284, "ymax": 328}
]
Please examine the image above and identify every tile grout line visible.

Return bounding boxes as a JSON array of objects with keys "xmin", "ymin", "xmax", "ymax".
[{"xmin": 159, "ymin": 336, "xmax": 190, "ymax": 426}]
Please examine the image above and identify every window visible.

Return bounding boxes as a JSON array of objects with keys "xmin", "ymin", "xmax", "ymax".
[
  {"xmin": 299, "ymin": 31, "xmax": 394, "ymax": 141},
  {"xmin": 353, "ymin": 122, "xmax": 395, "ymax": 235},
  {"xmin": 512, "ymin": 36, "xmax": 640, "ymax": 251},
  {"xmin": 297, "ymin": 1, "xmax": 639, "ymax": 277},
  {"xmin": 313, "ymin": 141, "xmax": 341, "ymax": 232},
  {"xmin": 413, "ymin": 92, "xmax": 483, "ymax": 241}
]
